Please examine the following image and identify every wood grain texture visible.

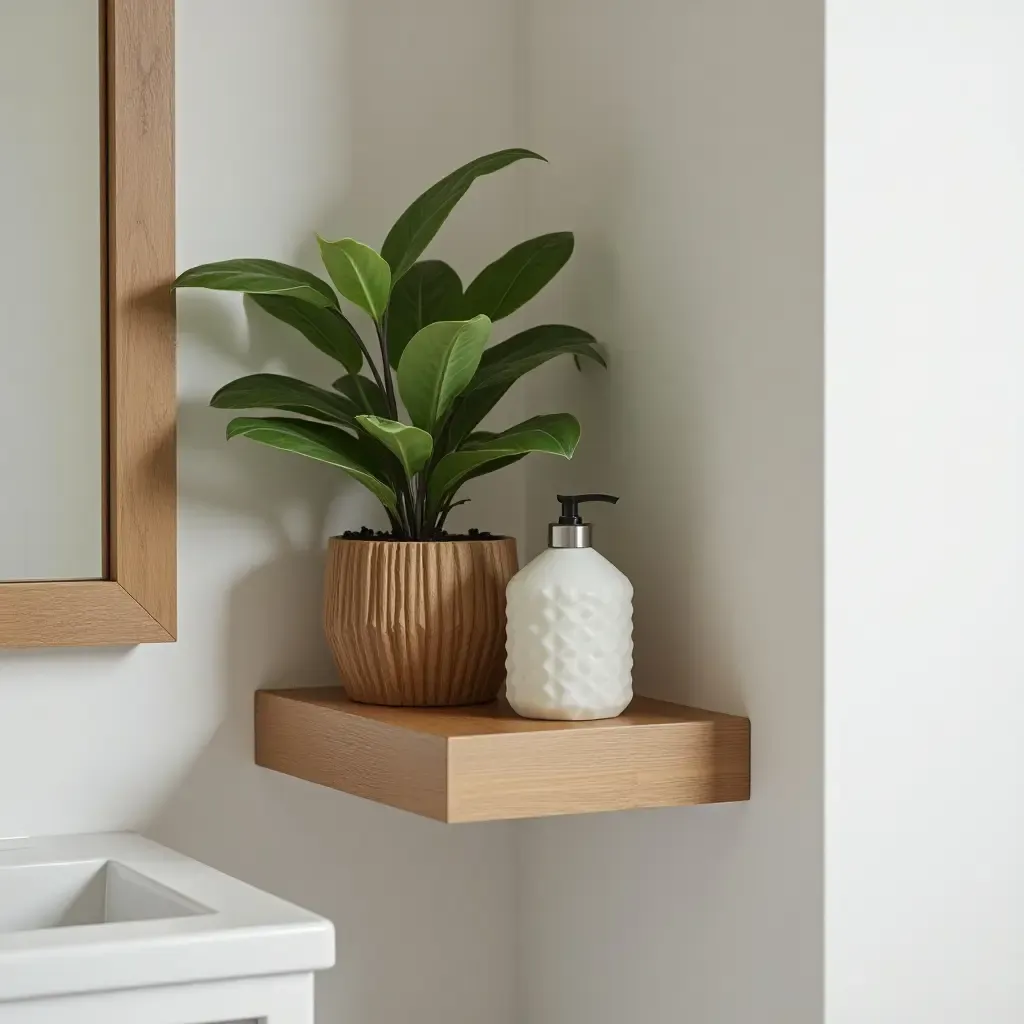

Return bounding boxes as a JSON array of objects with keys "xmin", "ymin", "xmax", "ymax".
[
  {"xmin": 105, "ymin": 0, "xmax": 176, "ymax": 633},
  {"xmin": 0, "ymin": 582, "xmax": 171, "ymax": 647},
  {"xmin": 255, "ymin": 687, "xmax": 751, "ymax": 822},
  {"xmin": 324, "ymin": 538, "xmax": 518, "ymax": 706},
  {"xmin": 256, "ymin": 688, "xmax": 449, "ymax": 820},
  {"xmin": 0, "ymin": 0, "xmax": 176, "ymax": 648}
]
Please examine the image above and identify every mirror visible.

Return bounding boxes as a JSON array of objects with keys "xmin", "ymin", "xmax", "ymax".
[
  {"xmin": 0, "ymin": 0, "xmax": 175, "ymax": 648},
  {"xmin": 0, "ymin": 3, "xmax": 103, "ymax": 581}
]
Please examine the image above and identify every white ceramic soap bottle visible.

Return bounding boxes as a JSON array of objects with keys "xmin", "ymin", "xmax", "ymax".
[{"xmin": 506, "ymin": 494, "xmax": 633, "ymax": 720}]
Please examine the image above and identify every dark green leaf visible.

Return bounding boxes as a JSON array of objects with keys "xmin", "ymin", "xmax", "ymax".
[
  {"xmin": 429, "ymin": 413, "xmax": 580, "ymax": 505},
  {"xmin": 443, "ymin": 383, "xmax": 512, "ymax": 452},
  {"xmin": 462, "ymin": 232, "xmax": 574, "ymax": 321},
  {"xmin": 317, "ymin": 237, "xmax": 391, "ymax": 321},
  {"xmin": 212, "ymin": 374, "xmax": 357, "ymax": 427},
  {"xmin": 456, "ymin": 452, "xmax": 527, "ymax": 488},
  {"xmin": 473, "ymin": 324, "xmax": 605, "ymax": 391},
  {"xmin": 173, "ymin": 258, "xmax": 337, "ymax": 308},
  {"xmin": 381, "ymin": 149, "xmax": 545, "ymax": 282},
  {"xmin": 251, "ymin": 295, "xmax": 364, "ymax": 374},
  {"xmin": 332, "ymin": 374, "xmax": 389, "ymax": 417},
  {"xmin": 397, "ymin": 315, "xmax": 492, "ymax": 433},
  {"xmin": 438, "ymin": 325, "xmax": 602, "ymax": 450},
  {"xmin": 226, "ymin": 416, "xmax": 398, "ymax": 513},
  {"xmin": 386, "ymin": 261, "xmax": 463, "ymax": 368},
  {"xmin": 356, "ymin": 415, "xmax": 433, "ymax": 479}
]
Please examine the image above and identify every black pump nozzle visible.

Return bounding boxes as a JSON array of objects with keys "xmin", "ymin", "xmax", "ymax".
[{"xmin": 556, "ymin": 493, "xmax": 619, "ymax": 525}]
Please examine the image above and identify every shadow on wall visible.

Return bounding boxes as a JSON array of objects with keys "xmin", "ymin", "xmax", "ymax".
[
  {"xmin": 175, "ymin": 290, "xmax": 357, "ymax": 546},
  {"xmin": 524, "ymin": 140, "xmax": 755, "ymax": 717},
  {"xmin": 147, "ymin": 0, "xmax": 522, "ymax": 1022},
  {"xmin": 159, "ymin": 292, "xmax": 516, "ymax": 1022}
]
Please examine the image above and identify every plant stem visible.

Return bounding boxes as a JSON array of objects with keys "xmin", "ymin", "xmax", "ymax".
[
  {"xmin": 385, "ymin": 507, "xmax": 402, "ymax": 535},
  {"xmin": 397, "ymin": 488, "xmax": 415, "ymax": 537},
  {"xmin": 351, "ymin": 336, "xmax": 387, "ymax": 398},
  {"xmin": 435, "ymin": 498, "xmax": 470, "ymax": 535},
  {"xmin": 406, "ymin": 483, "xmax": 419, "ymax": 538},
  {"xmin": 414, "ymin": 477, "xmax": 427, "ymax": 539},
  {"xmin": 374, "ymin": 314, "xmax": 399, "ymax": 419}
]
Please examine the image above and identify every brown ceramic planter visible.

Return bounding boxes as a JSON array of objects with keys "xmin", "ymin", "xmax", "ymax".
[{"xmin": 324, "ymin": 537, "xmax": 519, "ymax": 707}]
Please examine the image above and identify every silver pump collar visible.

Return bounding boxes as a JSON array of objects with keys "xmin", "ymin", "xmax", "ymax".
[{"xmin": 548, "ymin": 523, "xmax": 592, "ymax": 548}]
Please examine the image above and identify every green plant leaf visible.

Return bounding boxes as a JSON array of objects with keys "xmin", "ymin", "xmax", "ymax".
[
  {"xmin": 356, "ymin": 415, "xmax": 433, "ymax": 479},
  {"xmin": 473, "ymin": 324, "xmax": 605, "ymax": 391},
  {"xmin": 397, "ymin": 315, "xmax": 492, "ymax": 433},
  {"xmin": 350, "ymin": 427, "xmax": 407, "ymax": 492},
  {"xmin": 442, "ymin": 383, "xmax": 512, "ymax": 452},
  {"xmin": 226, "ymin": 416, "xmax": 398, "ymax": 513},
  {"xmin": 212, "ymin": 374, "xmax": 357, "ymax": 427},
  {"xmin": 462, "ymin": 232, "xmax": 574, "ymax": 321},
  {"xmin": 251, "ymin": 295, "xmax": 363, "ymax": 374},
  {"xmin": 438, "ymin": 325, "xmax": 602, "ymax": 452},
  {"xmin": 173, "ymin": 259, "xmax": 337, "ymax": 308},
  {"xmin": 455, "ymin": 452, "xmax": 527, "ymax": 488},
  {"xmin": 381, "ymin": 149, "xmax": 545, "ymax": 282},
  {"xmin": 332, "ymin": 374, "xmax": 389, "ymax": 417},
  {"xmin": 316, "ymin": 237, "xmax": 391, "ymax": 321},
  {"xmin": 386, "ymin": 261, "xmax": 463, "ymax": 368},
  {"xmin": 429, "ymin": 413, "xmax": 580, "ymax": 505}
]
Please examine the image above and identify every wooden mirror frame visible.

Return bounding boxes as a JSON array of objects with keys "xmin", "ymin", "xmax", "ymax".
[{"xmin": 0, "ymin": 0, "xmax": 175, "ymax": 648}]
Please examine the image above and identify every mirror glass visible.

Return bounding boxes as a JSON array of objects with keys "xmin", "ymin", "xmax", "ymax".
[{"xmin": 0, "ymin": 3, "xmax": 103, "ymax": 581}]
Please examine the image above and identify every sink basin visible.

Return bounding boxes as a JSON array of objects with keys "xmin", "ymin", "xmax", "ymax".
[
  {"xmin": 0, "ymin": 860, "xmax": 209, "ymax": 933},
  {"xmin": 0, "ymin": 833, "xmax": 334, "ymax": 1010}
]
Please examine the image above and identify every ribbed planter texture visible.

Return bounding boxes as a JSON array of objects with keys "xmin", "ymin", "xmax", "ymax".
[{"xmin": 324, "ymin": 537, "xmax": 519, "ymax": 706}]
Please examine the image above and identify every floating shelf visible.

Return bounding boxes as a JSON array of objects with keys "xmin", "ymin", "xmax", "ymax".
[{"xmin": 255, "ymin": 688, "xmax": 750, "ymax": 823}]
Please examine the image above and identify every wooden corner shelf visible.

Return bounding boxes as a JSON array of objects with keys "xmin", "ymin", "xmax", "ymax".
[{"xmin": 255, "ymin": 688, "xmax": 750, "ymax": 823}]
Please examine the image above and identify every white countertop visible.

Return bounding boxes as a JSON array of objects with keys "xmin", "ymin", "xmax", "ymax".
[{"xmin": 0, "ymin": 832, "xmax": 334, "ymax": 1002}]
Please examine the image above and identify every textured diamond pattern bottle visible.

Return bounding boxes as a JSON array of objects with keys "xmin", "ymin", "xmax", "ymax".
[{"xmin": 506, "ymin": 495, "xmax": 633, "ymax": 720}]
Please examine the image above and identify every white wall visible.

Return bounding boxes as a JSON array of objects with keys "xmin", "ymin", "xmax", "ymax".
[
  {"xmin": 0, "ymin": 2, "xmax": 525, "ymax": 1021},
  {"xmin": 12, "ymin": 4, "xmax": 1018, "ymax": 1022},
  {"xmin": 519, "ymin": 2, "xmax": 824, "ymax": 1022},
  {"xmin": 826, "ymin": 2, "xmax": 1024, "ymax": 1020}
]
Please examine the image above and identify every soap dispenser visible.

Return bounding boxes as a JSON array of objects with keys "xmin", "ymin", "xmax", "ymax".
[{"xmin": 505, "ymin": 494, "xmax": 634, "ymax": 721}]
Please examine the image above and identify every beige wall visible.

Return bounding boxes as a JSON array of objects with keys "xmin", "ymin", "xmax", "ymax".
[
  {"xmin": 519, "ymin": 2, "xmax": 824, "ymax": 1022},
  {"xmin": 0, "ymin": 2, "xmax": 526, "ymax": 1022},
  {"xmin": 21, "ymin": 2, "xmax": 1006, "ymax": 1021}
]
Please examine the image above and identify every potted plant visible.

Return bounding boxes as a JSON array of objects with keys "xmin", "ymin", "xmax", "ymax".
[{"xmin": 174, "ymin": 149, "xmax": 604, "ymax": 706}]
